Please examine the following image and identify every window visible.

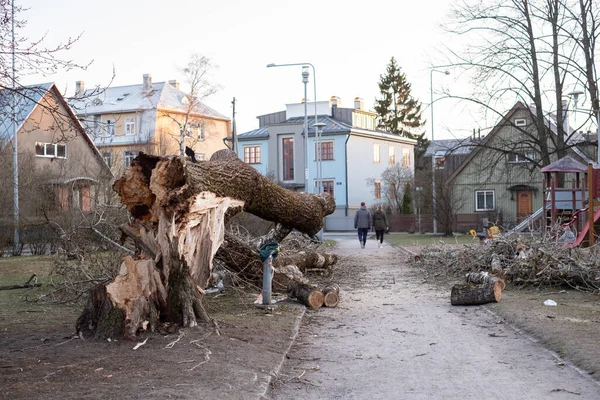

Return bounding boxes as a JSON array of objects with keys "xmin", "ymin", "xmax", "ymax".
[
  {"xmin": 514, "ymin": 118, "xmax": 527, "ymax": 126},
  {"xmin": 244, "ymin": 146, "xmax": 261, "ymax": 164},
  {"xmin": 389, "ymin": 182, "xmax": 397, "ymax": 201},
  {"xmin": 374, "ymin": 144, "xmax": 380, "ymax": 163},
  {"xmin": 104, "ymin": 119, "xmax": 115, "ymax": 136},
  {"xmin": 389, "ymin": 146, "xmax": 395, "ymax": 165},
  {"xmin": 374, "ymin": 181, "xmax": 381, "ymax": 200},
  {"xmin": 35, "ymin": 142, "xmax": 67, "ymax": 158},
  {"xmin": 476, "ymin": 190, "xmax": 495, "ymax": 211},
  {"xmin": 434, "ymin": 155, "xmax": 445, "ymax": 169},
  {"xmin": 402, "ymin": 149, "xmax": 411, "ymax": 167},
  {"xmin": 507, "ymin": 151, "xmax": 535, "ymax": 163},
  {"xmin": 125, "ymin": 117, "xmax": 136, "ymax": 135},
  {"xmin": 192, "ymin": 122, "xmax": 206, "ymax": 140},
  {"xmin": 124, "ymin": 150, "xmax": 139, "ymax": 169},
  {"xmin": 316, "ymin": 141, "xmax": 334, "ymax": 160},
  {"xmin": 102, "ymin": 151, "xmax": 112, "ymax": 168},
  {"xmin": 282, "ymin": 138, "xmax": 294, "ymax": 181},
  {"xmin": 317, "ymin": 179, "xmax": 334, "ymax": 196}
]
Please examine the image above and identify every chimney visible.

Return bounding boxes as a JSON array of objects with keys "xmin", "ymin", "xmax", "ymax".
[
  {"xmin": 330, "ymin": 96, "xmax": 341, "ymax": 107},
  {"xmin": 354, "ymin": 97, "xmax": 364, "ymax": 110},
  {"xmin": 143, "ymin": 74, "xmax": 153, "ymax": 92},
  {"xmin": 75, "ymin": 81, "xmax": 85, "ymax": 96},
  {"xmin": 168, "ymin": 80, "xmax": 179, "ymax": 90}
]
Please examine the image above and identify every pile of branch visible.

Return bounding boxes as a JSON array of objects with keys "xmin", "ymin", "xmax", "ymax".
[{"xmin": 411, "ymin": 236, "xmax": 600, "ymax": 293}]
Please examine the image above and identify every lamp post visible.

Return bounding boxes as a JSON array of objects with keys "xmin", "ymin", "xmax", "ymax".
[
  {"xmin": 430, "ymin": 68, "xmax": 450, "ymax": 235},
  {"xmin": 267, "ymin": 62, "xmax": 318, "ymax": 192}
]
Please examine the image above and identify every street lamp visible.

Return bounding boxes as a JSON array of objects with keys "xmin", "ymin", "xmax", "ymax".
[
  {"xmin": 267, "ymin": 62, "xmax": 318, "ymax": 192},
  {"xmin": 11, "ymin": 0, "xmax": 19, "ymax": 255},
  {"xmin": 430, "ymin": 68, "xmax": 449, "ymax": 235},
  {"xmin": 313, "ymin": 122, "xmax": 327, "ymax": 193}
]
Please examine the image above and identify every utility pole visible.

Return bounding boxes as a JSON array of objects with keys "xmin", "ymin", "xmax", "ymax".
[
  {"xmin": 12, "ymin": 0, "xmax": 19, "ymax": 255},
  {"xmin": 231, "ymin": 97, "xmax": 237, "ymax": 154}
]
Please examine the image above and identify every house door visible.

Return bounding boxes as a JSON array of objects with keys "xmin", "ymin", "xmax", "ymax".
[{"xmin": 517, "ymin": 190, "xmax": 532, "ymax": 221}]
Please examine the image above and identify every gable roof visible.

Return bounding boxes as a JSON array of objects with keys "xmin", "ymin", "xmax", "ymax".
[
  {"xmin": 68, "ymin": 81, "xmax": 229, "ymax": 121},
  {"xmin": 0, "ymin": 83, "xmax": 112, "ymax": 176},
  {"xmin": 424, "ymin": 138, "xmax": 479, "ymax": 157},
  {"xmin": 447, "ymin": 102, "xmax": 593, "ymax": 181},
  {"xmin": 238, "ymin": 114, "xmax": 417, "ymax": 145}
]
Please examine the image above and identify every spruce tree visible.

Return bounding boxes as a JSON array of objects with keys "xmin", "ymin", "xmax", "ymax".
[
  {"xmin": 374, "ymin": 57, "xmax": 429, "ymax": 164},
  {"xmin": 401, "ymin": 182, "xmax": 413, "ymax": 214}
]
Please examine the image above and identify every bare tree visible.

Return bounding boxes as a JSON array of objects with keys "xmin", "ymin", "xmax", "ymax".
[{"xmin": 367, "ymin": 164, "xmax": 413, "ymax": 213}]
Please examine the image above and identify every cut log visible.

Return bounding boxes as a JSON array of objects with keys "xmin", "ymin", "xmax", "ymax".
[
  {"xmin": 450, "ymin": 281, "xmax": 503, "ymax": 306},
  {"xmin": 288, "ymin": 282, "xmax": 324, "ymax": 309},
  {"xmin": 322, "ymin": 284, "xmax": 340, "ymax": 308},
  {"xmin": 0, "ymin": 274, "xmax": 41, "ymax": 291},
  {"xmin": 465, "ymin": 272, "xmax": 506, "ymax": 290}
]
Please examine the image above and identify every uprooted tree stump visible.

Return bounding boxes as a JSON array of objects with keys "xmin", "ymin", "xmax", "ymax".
[
  {"xmin": 450, "ymin": 281, "xmax": 503, "ymax": 306},
  {"xmin": 76, "ymin": 149, "xmax": 336, "ymax": 340}
]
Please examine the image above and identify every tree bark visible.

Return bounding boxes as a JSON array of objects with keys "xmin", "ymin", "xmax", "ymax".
[
  {"xmin": 288, "ymin": 282, "xmax": 324, "ymax": 309},
  {"xmin": 450, "ymin": 281, "xmax": 503, "ymax": 306}
]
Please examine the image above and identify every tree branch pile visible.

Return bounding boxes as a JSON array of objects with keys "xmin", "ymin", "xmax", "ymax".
[{"xmin": 410, "ymin": 236, "xmax": 600, "ymax": 293}]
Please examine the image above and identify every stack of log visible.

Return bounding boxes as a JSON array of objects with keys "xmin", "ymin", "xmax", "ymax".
[{"xmin": 288, "ymin": 282, "xmax": 340, "ymax": 309}]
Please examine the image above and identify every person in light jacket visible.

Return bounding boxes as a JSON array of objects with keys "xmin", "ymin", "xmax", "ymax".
[
  {"xmin": 354, "ymin": 202, "xmax": 372, "ymax": 248},
  {"xmin": 372, "ymin": 205, "xmax": 388, "ymax": 248}
]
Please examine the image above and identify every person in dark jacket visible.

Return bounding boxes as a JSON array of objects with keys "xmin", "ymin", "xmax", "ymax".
[
  {"xmin": 354, "ymin": 202, "xmax": 372, "ymax": 248},
  {"xmin": 372, "ymin": 205, "xmax": 388, "ymax": 248}
]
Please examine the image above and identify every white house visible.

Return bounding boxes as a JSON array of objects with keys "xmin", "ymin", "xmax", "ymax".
[{"xmin": 235, "ymin": 96, "xmax": 416, "ymax": 230}]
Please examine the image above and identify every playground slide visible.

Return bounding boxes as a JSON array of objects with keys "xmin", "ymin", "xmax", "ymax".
[
  {"xmin": 570, "ymin": 207, "xmax": 600, "ymax": 248},
  {"xmin": 509, "ymin": 207, "xmax": 544, "ymax": 234}
]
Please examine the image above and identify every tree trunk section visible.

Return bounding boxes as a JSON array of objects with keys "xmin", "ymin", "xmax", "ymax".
[
  {"xmin": 450, "ymin": 282, "xmax": 502, "ymax": 306},
  {"xmin": 322, "ymin": 284, "xmax": 340, "ymax": 308},
  {"xmin": 289, "ymin": 282, "xmax": 324, "ymax": 309}
]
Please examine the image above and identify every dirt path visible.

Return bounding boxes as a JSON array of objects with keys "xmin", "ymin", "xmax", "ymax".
[{"xmin": 267, "ymin": 237, "xmax": 600, "ymax": 399}]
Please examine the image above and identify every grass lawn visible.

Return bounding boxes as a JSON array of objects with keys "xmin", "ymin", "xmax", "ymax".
[
  {"xmin": 384, "ymin": 233, "xmax": 477, "ymax": 247},
  {"xmin": 0, "ymin": 256, "xmax": 81, "ymax": 336}
]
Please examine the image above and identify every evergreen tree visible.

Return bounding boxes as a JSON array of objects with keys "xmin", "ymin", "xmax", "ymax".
[
  {"xmin": 401, "ymin": 182, "xmax": 412, "ymax": 214},
  {"xmin": 374, "ymin": 57, "xmax": 429, "ymax": 165}
]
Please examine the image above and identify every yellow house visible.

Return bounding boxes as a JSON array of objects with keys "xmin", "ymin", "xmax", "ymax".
[
  {"xmin": 69, "ymin": 74, "xmax": 231, "ymax": 176},
  {"xmin": 0, "ymin": 83, "xmax": 112, "ymax": 223}
]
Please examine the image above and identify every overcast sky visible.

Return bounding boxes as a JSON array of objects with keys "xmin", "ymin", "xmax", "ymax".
[{"xmin": 19, "ymin": 0, "xmax": 482, "ymax": 140}]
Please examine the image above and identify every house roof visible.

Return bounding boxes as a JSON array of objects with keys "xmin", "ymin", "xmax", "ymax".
[
  {"xmin": 237, "ymin": 114, "xmax": 417, "ymax": 144},
  {"xmin": 424, "ymin": 138, "xmax": 478, "ymax": 156},
  {"xmin": 0, "ymin": 82, "xmax": 53, "ymax": 144},
  {"xmin": 0, "ymin": 83, "xmax": 112, "ymax": 176},
  {"xmin": 68, "ymin": 81, "xmax": 229, "ymax": 121},
  {"xmin": 540, "ymin": 155, "xmax": 588, "ymax": 173},
  {"xmin": 447, "ymin": 102, "xmax": 594, "ymax": 181}
]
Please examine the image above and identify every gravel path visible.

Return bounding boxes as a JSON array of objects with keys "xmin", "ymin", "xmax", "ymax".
[{"xmin": 267, "ymin": 237, "xmax": 600, "ymax": 399}]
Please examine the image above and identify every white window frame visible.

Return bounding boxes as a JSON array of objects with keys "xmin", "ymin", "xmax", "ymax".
[
  {"xmin": 35, "ymin": 142, "xmax": 67, "ymax": 159},
  {"xmin": 389, "ymin": 146, "xmax": 396, "ymax": 165},
  {"xmin": 124, "ymin": 150, "xmax": 139, "ymax": 169},
  {"xmin": 104, "ymin": 119, "xmax": 115, "ymax": 136},
  {"xmin": 475, "ymin": 190, "xmax": 495, "ymax": 211},
  {"xmin": 124, "ymin": 117, "xmax": 136, "ymax": 135},
  {"xmin": 102, "ymin": 151, "xmax": 112, "ymax": 168},
  {"xmin": 373, "ymin": 144, "xmax": 380, "ymax": 163},
  {"xmin": 515, "ymin": 118, "xmax": 527, "ymax": 126}
]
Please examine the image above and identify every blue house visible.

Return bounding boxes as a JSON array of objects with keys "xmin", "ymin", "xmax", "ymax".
[{"xmin": 236, "ymin": 96, "xmax": 416, "ymax": 230}]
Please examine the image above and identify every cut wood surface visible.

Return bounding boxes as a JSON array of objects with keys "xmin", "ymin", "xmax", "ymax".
[
  {"xmin": 288, "ymin": 282, "xmax": 324, "ymax": 309},
  {"xmin": 322, "ymin": 284, "xmax": 340, "ymax": 308},
  {"xmin": 450, "ymin": 281, "xmax": 503, "ymax": 306}
]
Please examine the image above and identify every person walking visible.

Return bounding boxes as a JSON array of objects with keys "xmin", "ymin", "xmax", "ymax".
[
  {"xmin": 354, "ymin": 202, "xmax": 371, "ymax": 248},
  {"xmin": 372, "ymin": 205, "xmax": 388, "ymax": 248}
]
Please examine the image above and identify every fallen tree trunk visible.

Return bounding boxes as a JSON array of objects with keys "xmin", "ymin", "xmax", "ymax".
[
  {"xmin": 288, "ymin": 282, "xmax": 324, "ymax": 309},
  {"xmin": 0, "ymin": 274, "xmax": 41, "ymax": 291},
  {"xmin": 450, "ymin": 281, "xmax": 503, "ymax": 306},
  {"xmin": 79, "ymin": 150, "xmax": 336, "ymax": 339},
  {"xmin": 322, "ymin": 284, "xmax": 340, "ymax": 307}
]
